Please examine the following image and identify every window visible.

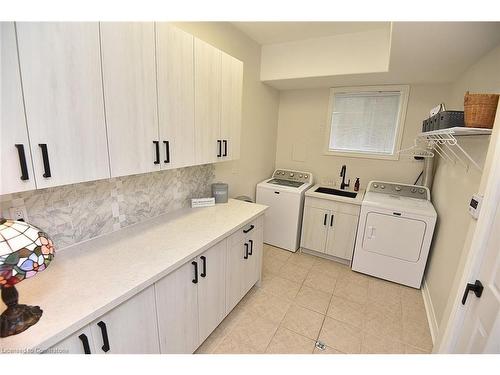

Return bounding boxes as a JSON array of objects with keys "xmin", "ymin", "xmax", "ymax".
[{"xmin": 325, "ymin": 85, "xmax": 409, "ymax": 160}]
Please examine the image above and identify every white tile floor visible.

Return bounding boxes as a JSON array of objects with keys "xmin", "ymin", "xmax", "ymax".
[{"xmin": 196, "ymin": 244, "xmax": 433, "ymax": 354}]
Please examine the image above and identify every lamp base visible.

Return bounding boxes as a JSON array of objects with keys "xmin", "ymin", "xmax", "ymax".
[{"xmin": 0, "ymin": 286, "xmax": 43, "ymax": 338}]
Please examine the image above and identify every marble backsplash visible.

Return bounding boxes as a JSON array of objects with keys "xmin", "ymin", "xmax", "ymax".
[{"xmin": 0, "ymin": 164, "xmax": 215, "ymax": 250}]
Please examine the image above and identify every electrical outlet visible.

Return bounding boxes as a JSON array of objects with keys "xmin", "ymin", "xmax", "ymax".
[{"xmin": 9, "ymin": 206, "xmax": 28, "ymax": 222}]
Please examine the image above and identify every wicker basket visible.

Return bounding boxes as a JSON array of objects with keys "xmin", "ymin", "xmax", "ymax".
[{"xmin": 464, "ymin": 91, "xmax": 499, "ymax": 128}]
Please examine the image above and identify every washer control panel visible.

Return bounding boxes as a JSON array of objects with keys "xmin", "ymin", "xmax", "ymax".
[
  {"xmin": 273, "ymin": 169, "xmax": 313, "ymax": 184},
  {"xmin": 368, "ymin": 181, "xmax": 430, "ymax": 200}
]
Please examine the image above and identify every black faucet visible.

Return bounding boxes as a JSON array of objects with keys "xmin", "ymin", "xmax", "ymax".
[{"xmin": 340, "ymin": 165, "xmax": 350, "ymax": 190}]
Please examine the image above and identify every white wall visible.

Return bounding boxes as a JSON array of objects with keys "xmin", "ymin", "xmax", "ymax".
[{"xmin": 174, "ymin": 22, "xmax": 280, "ymax": 201}]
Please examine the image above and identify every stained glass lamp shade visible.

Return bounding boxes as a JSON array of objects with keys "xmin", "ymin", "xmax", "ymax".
[{"xmin": 0, "ymin": 217, "xmax": 55, "ymax": 337}]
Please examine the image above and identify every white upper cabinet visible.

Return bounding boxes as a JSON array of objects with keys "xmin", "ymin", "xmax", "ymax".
[
  {"xmin": 156, "ymin": 24, "xmax": 196, "ymax": 169},
  {"xmin": 220, "ymin": 52, "xmax": 243, "ymax": 161},
  {"xmin": 100, "ymin": 22, "xmax": 160, "ymax": 177},
  {"xmin": 16, "ymin": 22, "xmax": 110, "ymax": 189},
  {"xmin": 0, "ymin": 22, "xmax": 36, "ymax": 195},
  {"xmin": 194, "ymin": 38, "xmax": 222, "ymax": 164}
]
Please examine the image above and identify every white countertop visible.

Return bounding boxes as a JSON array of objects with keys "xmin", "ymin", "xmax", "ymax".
[
  {"xmin": 305, "ymin": 184, "xmax": 365, "ymax": 206},
  {"xmin": 0, "ymin": 199, "xmax": 267, "ymax": 352}
]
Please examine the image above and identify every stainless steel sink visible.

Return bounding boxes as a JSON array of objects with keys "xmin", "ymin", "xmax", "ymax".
[{"xmin": 314, "ymin": 187, "xmax": 357, "ymax": 198}]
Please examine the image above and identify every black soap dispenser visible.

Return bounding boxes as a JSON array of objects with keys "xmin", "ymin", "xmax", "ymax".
[{"xmin": 354, "ymin": 178, "xmax": 360, "ymax": 192}]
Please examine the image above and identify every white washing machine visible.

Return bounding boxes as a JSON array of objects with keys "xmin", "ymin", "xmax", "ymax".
[
  {"xmin": 351, "ymin": 181, "xmax": 437, "ymax": 288},
  {"xmin": 256, "ymin": 169, "xmax": 313, "ymax": 252}
]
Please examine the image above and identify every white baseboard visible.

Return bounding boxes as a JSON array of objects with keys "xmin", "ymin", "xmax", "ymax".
[{"xmin": 421, "ymin": 277, "xmax": 439, "ymax": 345}]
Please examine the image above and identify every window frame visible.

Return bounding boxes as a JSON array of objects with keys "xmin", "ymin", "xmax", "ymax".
[{"xmin": 324, "ymin": 85, "xmax": 410, "ymax": 160}]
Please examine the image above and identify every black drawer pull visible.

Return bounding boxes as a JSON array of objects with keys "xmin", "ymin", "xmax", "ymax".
[
  {"xmin": 153, "ymin": 141, "xmax": 160, "ymax": 164},
  {"xmin": 97, "ymin": 321, "xmax": 110, "ymax": 353},
  {"xmin": 243, "ymin": 225, "xmax": 254, "ymax": 234},
  {"xmin": 223, "ymin": 140, "xmax": 227, "ymax": 157},
  {"xmin": 78, "ymin": 333, "xmax": 91, "ymax": 354},
  {"xmin": 323, "ymin": 213, "xmax": 328, "ymax": 226},
  {"xmin": 163, "ymin": 141, "xmax": 170, "ymax": 163},
  {"xmin": 200, "ymin": 255, "xmax": 207, "ymax": 278},
  {"xmin": 192, "ymin": 261, "xmax": 198, "ymax": 283},
  {"xmin": 244, "ymin": 243, "xmax": 249, "ymax": 259},
  {"xmin": 15, "ymin": 144, "xmax": 29, "ymax": 181},
  {"xmin": 330, "ymin": 215, "xmax": 334, "ymax": 227},
  {"xmin": 38, "ymin": 144, "xmax": 51, "ymax": 178},
  {"xmin": 248, "ymin": 239, "xmax": 253, "ymax": 255},
  {"xmin": 217, "ymin": 140, "xmax": 222, "ymax": 157}
]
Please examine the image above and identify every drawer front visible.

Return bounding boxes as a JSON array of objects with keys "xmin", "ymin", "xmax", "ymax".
[
  {"xmin": 305, "ymin": 197, "xmax": 360, "ymax": 216},
  {"xmin": 229, "ymin": 215, "xmax": 264, "ymax": 246}
]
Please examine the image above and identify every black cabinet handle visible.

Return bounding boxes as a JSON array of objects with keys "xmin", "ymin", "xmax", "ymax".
[
  {"xmin": 217, "ymin": 140, "xmax": 222, "ymax": 157},
  {"xmin": 38, "ymin": 144, "xmax": 51, "ymax": 178},
  {"xmin": 15, "ymin": 144, "xmax": 29, "ymax": 181},
  {"xmin": 163, "ymin": 141, "xmax": 170, "ymax": 163},
  {"xmin": 462, "ymin": 280, "xmax": 484, "ymax": 305},
  {"xmin": 330, "ymin": 215, "xmax": 334, "ymax": 227},
  {"xmin": 78, "ymin": 333, "xmax": 91, "ymax": 354},
  {"xmin": 243, "ymin": 225, "xmax": 254, "ymax": 234},
  {"xmin": 244, "ymin": 243, "xmax": 249, "ymax": 259},
  {"xmin": 153, "ymin": 141, "xmax": 160, "ymax": 164},
  {"xmin": 323, "ymin": 214, "xmax": 328, "ymax": 226},
  {"xmin": 248, "ymin": 239, "xmax": 253, "ymax": 255},
  {"xmin": 192, "ymin": 261, "xmax": 198, "ymax": 283},
  {"xmin": 96, "ymin": 321, "xmax": 110, "ymax": 353},
  {"xmin": 200, "ymin": 256, "xmax": 207, "ymax": 278},
  {"xmin": 223, "ymin": 140, "xmax": 227, "ymax": 157}
]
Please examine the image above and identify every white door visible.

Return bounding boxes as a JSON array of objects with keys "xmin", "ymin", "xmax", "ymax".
[
  {"xmin": 90, "ymin": 286, "xmax": 159, "ymax": 354},
  {"xmin": 300, "ymin": 206, "xmax": 329, "ymax": 253},
  {"xmin": 197, "ymin": 239, "xmax": 227, "ymax": 343},
  {"xmin": 326, "ymin": 212, "xmax": 359, "ymax": 260},
  {"xmin": 226, "ymin": 238, "xmax": 247, "ymax": 313},
  {"xmin": 220, "ymin": 51, "xmax": 243, "ymax": 161},
  {"xmin": 155, "ymin": 258, "xmax": 199, "ymax": 353},
  {"xmin": 194, "ymin": 38, "xmax": 221, "ymax": 164},
  {"xmin": 0, "ymin": 22, "xmax": 36, "ymax": 194},
  {"xmin": 455, "ymin": 200, "xmax": 500, "ymax": 353},
  {"xmin": 100, "ymin": 22, "xmax": 160, "ymax": 177},
  {"xmin": 46, "ymin": 326, "xmax": 95, "ymax": 354},
  {"xmin": 16, "ymin": 22, "xmax": 110, "ymax": 188},
  {"xmin": 156, "ymin": 23, "xmax": 196, "ymax": 169}
]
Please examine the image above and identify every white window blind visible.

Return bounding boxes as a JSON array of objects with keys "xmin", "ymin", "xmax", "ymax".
[{"xmin": 329, "ymin": 91, "xmax": 402, "ymax": 155}]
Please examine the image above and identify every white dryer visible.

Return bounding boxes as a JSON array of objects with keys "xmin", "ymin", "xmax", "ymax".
[
  {"xmin": 256, "ymin": 169, "xmax": 313, "ymax": 252},
  {"xmin": 351, "ymin": 181, "xmax": 437, "ymax": 288}
]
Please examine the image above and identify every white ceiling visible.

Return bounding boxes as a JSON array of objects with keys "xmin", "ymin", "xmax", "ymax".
[{"xmin": 232, "ymin": 22, "xmax": 390, "ymax": 45}]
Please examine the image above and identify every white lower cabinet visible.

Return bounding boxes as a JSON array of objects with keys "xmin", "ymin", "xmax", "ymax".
[{"xmin": 301, "ymin": 197, "xmax": 360, "ymax": 261}]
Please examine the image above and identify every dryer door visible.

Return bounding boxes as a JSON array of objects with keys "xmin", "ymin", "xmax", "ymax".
[{"xmin": 362, "ymin": 212, "xmax": 426, "ymax": 262}]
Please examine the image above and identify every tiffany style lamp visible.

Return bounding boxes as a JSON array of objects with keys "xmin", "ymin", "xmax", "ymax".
[{"xmin": 0, "ymin": 217, "xmax": 55, "ymax": 337}]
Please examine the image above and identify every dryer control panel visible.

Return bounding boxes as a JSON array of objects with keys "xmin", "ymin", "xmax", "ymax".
[{"xmin": 367, "ymin": 181, "xmax": 430, "ymax": 200}]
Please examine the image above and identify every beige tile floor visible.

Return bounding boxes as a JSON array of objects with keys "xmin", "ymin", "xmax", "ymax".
[{"xmin": 195, "ymin": 244, "xmax": 433, "ymax": 354}]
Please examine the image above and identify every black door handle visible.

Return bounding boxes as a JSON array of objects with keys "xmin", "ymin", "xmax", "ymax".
[
  {"xmin": 248, "ymin": 239, "xmax": 253, "ymax": 255},
  {"xmin": 78, "ymin": 333, "xmax": 91, "ymax": 354},
  {"xmin": 330, "ymin": 215, "xmax": 334, "ymax": 227},
  {"xmin": 153, "ymin": 141, "xmax": 160, "ymax": 164},
  {"xmin": 223, "ymin": 140, "xmax": 227, "ymax": 157},
  {"xmin": 462, "ymin": 280, "xmax": 484, "ymax": 305},
  {"xmin": 200, "ymin": 255, "xmax": 207, "ymax": 278},
  {"xmin": 243, "ymin": 225, "xmax": 254, "ymax": 234},
  {"xmin": 96, "ymin": 321, "xmax": 110, "ymax": 353},
  {"xmin": 217, "ymin": 140, "xmax": 222, "ymax": 157},
  {"xmin": 323, "ymin": 213, "xmax": 328, "ymax": 226},
  {"xmin": 15, "ymin": 144, "xmax": 29, "ymax": 181},
  {"xmin": 163, "ymin": 141, "xmax": 170, "ymax": 163},
  {"xmin": 192, "ymin": 261, "xmax": 198, "ymax": 283},
  {"xmin": 38, "ymin": 144, "xmax": 51, "ymax": 178},
  {"xmin": 244, "ymin": 243, "xmax": 249, "ymax": 259}
]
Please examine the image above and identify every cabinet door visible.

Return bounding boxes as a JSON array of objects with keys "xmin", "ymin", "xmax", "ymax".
[
  {"xmin": 156, "ymin": 23, "xmax": 196, "ymax": 169},
  {"xmin": 326, "ymin": 212, "xmax": 359, "ymax": 260},
  {"xmin": 197, "ymin": 240, "xmax": 227, "ymax": 343},
  {"xmin": 226, "ymin": 239, "xmax": 247, "ymax": 313},
  {"xmin": 16, "ymin": 22, "xmax": 109, "ymax": 188},
  {"xmin": 100, "ymin": 22, "xmax": 160, "ymax": 177},
  {"xmin": 90, "ymin": 286, "xmax": 159, "ymax": 354},
  {"xmin": 0, "ymin": 22, "xmax": 36, "ymax": 194},
  {"xmin": 155, "ymin": 258, "xmax": 199, "ymax": 353},
  {"xmin": 245, "ymin": 226, "xmax": 263, "ymax": 293},
  {"xmin": 194, "ymin": 38, "xmax": 221, "ymax": 164},
  {"xmin": 220, "ymin": 52, "xmax": 243, "ymax": 161},
  {"xmin": 300, "ymin": 206, "xmax": 329, "ymax": 253},
  {"xmin": 46, "ymin": 326, "xmax": 95, "ymax": 354}
]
